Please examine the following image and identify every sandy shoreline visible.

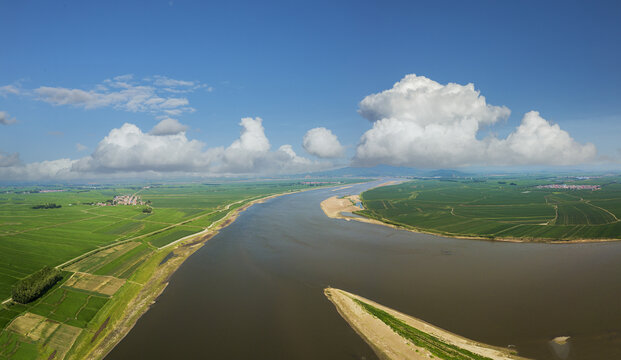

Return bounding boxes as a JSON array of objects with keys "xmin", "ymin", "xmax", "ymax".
[{"xmin": 325, "ymin": 288, "xmax": 529, "ymax": 360}]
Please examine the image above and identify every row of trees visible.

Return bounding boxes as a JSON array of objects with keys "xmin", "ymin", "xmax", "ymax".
[
  {"xmin": 12, "ymin": 266, "xmax": 62, "ymax": 303},
  {"xmin": 32, "ymin": 203, "xmax": 62, "ymax": 209}
]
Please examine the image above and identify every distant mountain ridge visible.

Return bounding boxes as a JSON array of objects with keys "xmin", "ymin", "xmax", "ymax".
[{"xmin": 298, "ymin": 165, "xmax": 471, "ymax": 178}]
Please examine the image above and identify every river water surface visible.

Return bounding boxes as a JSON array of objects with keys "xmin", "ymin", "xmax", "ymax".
[{"xmin": 107, "ymin": 180, "xmax": 621, "ymax": 360}]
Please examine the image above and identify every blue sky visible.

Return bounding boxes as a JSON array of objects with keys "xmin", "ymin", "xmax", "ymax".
[{"xmin": 1, "ymin": 0, "xmax": 620, "ymax": 179}]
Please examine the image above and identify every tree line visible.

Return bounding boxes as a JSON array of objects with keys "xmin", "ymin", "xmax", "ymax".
[
  {"xmin": 32, "ymin": 203, "xmax": 62, "ymax": 209},
  {"xmin": 12, "ymin": 266, "xmax": 62, "ymax": 303}
]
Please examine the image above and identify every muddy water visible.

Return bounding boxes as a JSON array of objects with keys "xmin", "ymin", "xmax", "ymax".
[{"xmin": 107, "ymin": 181, "xmax": 621, "ymax": 360}]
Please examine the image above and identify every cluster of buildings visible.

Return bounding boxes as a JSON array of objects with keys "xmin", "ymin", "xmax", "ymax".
[
  {"xmin": 96, "ymin": 195, "xmax": 145, "ymax": 206},
  {"xmin": 113, "ymin": 195, "xmax": 145, "ymax": 205},
  {"xmin": 536, "ymin": 184, "xmax": 601, "ymax": 191},
  {"xmin": 300, "ymin": 181, "xmax": 342, "ymax": 186}
]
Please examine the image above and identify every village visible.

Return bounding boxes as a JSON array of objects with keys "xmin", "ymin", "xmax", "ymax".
[
  {"xmin": 96, "ymin": 195, "xmax": 145, "ymax": 206},
  {"xmin": 536, "ymin": 184, "xmax": 601, "ymax": 191}
]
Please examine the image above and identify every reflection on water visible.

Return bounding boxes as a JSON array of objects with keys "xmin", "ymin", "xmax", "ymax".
[
  {"xmin": 107, "ymin": 180, "xmax": 621, "ymax": 360},
  {"xmin": 340, "ymin": 211, "xmax": 365, "ymax": 219},
  {"xmin": 549, "ymin": 338, "xmax": 571, "ymax": 360}
]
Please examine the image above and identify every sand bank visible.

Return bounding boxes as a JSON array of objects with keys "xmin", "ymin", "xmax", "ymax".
[{"xmin": 325, "ymin": 288, "xmax": 529, "ymax": 360}]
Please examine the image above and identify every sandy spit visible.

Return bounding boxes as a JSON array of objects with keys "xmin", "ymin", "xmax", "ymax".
[{"xmin": 325, "ymin": 288, "xmax": 530, "ymax": 360}]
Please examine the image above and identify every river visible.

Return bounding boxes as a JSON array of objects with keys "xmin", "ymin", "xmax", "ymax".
[{"xmin": 106, "ymin": 180, "xmax": 621, "ymax": 360}]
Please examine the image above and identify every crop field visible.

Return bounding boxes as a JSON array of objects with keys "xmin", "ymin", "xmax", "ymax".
[
  {"xmin": 0, "ymin": 180, "xmax": 330, "ymax": 299},
  {"xmin": 359, "ymin": 176, "xmax": 621, "ymax": 240},
  {"xmin": 0, "ymin": 179, "xmax": 359, "ymax": 358}
]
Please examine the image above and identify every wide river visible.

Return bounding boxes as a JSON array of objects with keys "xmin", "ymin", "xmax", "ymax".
[{"xmin": 107, "ymin": 180, "xmax": 621, "ymax": 360}]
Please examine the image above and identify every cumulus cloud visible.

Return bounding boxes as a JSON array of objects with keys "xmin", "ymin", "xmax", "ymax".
[
  {"xmin": 150, "ymin": 118, "xmax": 189, "ymax": 135},
  {"xmin": 214, "ymin": 117, "xmax": 318, "ymax": 174},
  {"xmin": 354, "ymin": 74, "xmax": 596, "ymax": 167},
  {"xmin": 217, "ymin": 117, "xmax": 271, "ymax": 172},
  {"xmin": 302, "ymin": 127, "xmax": 345, "ymax": 158},
  {"xmin": 0, "ymin": 118, "xmax": 330, "ymax": 180},
  {"xmin": 72, "ymin": 123, "xmax": 213, "ymax": 173},
  {"xmin": 488, "ymin": 111, "xmax": 596, "ymax": 165},
  {"xmin": 75, "ymin": 143, "xmax": 87, "ymax": 152},
  {"xmin": 0, "ymin": 111, "xmax": 16, "ymax": 125}
]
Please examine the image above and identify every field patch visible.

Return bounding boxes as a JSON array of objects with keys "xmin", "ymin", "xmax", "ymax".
[
  {"xmin": 2, "ymin": 312, "xmax": 84, "ymax": 360},
  {"xmin": 91, "ymin": 243, "xmax": 152, "ymax": 278},
  {"xmin": 96, "ymin": 221, "xmax": 144, "ymax": 236},
  {"xmin": 360, "ymin": 178, "xmax": 621, "ymax": 240},
  {"xmin": 147, "ymin": 228, "xmax": 199, "ymax": 248},
  {"xmin": 45, "ymin": 323, "xmax": 82, "ymax": 359},
  {"xmin": 29, "ymin": 287, "xmax": 109, "ymax": 328},
  {"xmin": 6, "ymin": 313, "xmax": 49, "ymax": 340},
  {"xmin": 64, "ymin": 273, "xmax": 125, "ymax": 296},
  {"xmin": 66, "ymin": 241, "xmax": 141, "ymax": 274},
  {"xmin": 556, "ymin": 203, "xmax": 616, "ymax": 225}
]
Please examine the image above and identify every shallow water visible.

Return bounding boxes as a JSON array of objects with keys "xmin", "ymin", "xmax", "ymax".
[{"xmin": 107, "ymin": 180, "xmax": 621, "ymax": 360}]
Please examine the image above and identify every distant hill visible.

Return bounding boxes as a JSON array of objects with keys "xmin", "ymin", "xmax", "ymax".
[
  {"xmin": 425, "ymin": 169, "xmax": 472, "ymax": 178},
  {"xmin": 297, "ymin": 165, "xmax": 471, "ymax": 178}
]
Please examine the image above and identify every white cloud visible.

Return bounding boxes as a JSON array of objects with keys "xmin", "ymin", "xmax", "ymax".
[
  {"xmin": 359, "ymin": 74, "xmax": 510, "ymax": 126},
  {"xmin": 150, "ymin": 118, "xmax": 189, "ymax": 136},
  {"xmin": 0, "ymin": 158, "xmax": 78, "ymax": 180},
  {"xmin": 213, "ymin": 118, "xmax": 320, "ymax": 174},
  {"xmin": 214, "ymin": 117, "xmax": 317, "ymax": 174},
  {"xmin": 488, "ymin": 111, "xmax": 596, "ymax": 166},
  {"xmin": 0, "ymin": 111, "xmax": 16, "ymax": 125},
  {"xmin": 354, "ymin": 74, "xmax": 596, "ymax": 167},
  {"xmin": 0, "ymin": 85, "xmax": 20, "ymax": 96},
  {"xmin": 302, "ymin": 127, "xmax": 345, "ymax": 158},
  {"xmin": 31, "ymin": 75, "xmax": 205, "ymax": 119},
  {"xmin": 152, "ymin": 75, "xmax": 195, "ymax": 88},
  {"xmin": 218, "ymin": 117, "xmax": 271, "ymax": 173},
  {"xmin": 0, "ymin": 118, "xmax": 332, "ymax": 180},
  {"xmin": 0, "ymin": 152, "xmax": 19, "ymax": 167},
  {"xmin": 76, "ymin": 143, "xmax": 87, "ymax": 152},
  {"xmin": 72, "ymin": 123, "xmax": 213, "ymax": 173}
]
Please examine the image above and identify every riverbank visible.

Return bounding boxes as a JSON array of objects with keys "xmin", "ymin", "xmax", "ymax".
[
  {"xmin": 321, "ymin": 190, "xmax": 620, "ymax": 244},
  {"xmin": 70, "ymin": 187, "xmax": 340, "ymax": 360},
  {"xmin": 354, "ymin": 210, "xmax": 621, "ymax": 244},
  {"xmin": 325, "ymin": 288, "xmax": 529, "ymax": 360}
]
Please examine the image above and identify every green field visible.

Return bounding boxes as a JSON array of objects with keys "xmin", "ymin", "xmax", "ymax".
[
  {"xmin": 0, "ymin": 180, "xmax": 341, "ymax": 299},
  {"xmin": 359, "ymin": 176, "xmax": 621, "ymax": 241},
  {"xmin": 0, "ymin": 179, "xmax": 359, "ymax": 359}
]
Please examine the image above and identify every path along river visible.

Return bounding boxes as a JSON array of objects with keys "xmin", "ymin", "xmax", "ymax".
[{"xmin": 107, "ymin": 180, "xmax": 621, "ymax": 360}]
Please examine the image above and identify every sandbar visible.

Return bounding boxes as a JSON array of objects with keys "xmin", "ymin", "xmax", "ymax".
[{"xmin": 325, "ymin": 288, "xmax": 529, "ymax": 360}]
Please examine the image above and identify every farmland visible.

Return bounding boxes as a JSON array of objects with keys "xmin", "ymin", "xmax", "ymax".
[
  {"xmin": 358, "ymin": 176, "xmax": 621, "ymax": 241},
  {"xmin": 0, "ymin": 180, "xmax": 357, "ymax": 359}
]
